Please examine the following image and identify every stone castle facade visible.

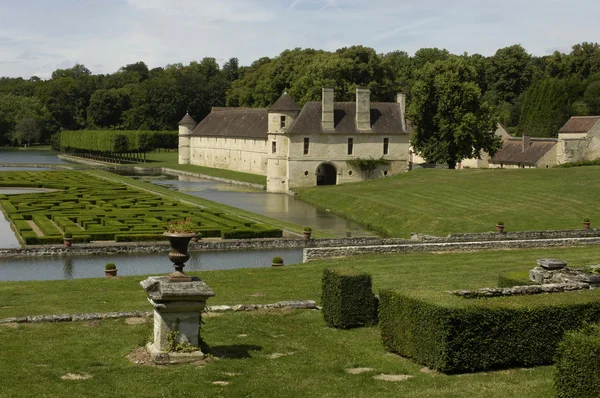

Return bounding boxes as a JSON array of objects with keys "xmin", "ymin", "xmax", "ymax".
[{"xmin": 178, "ymin": 88, "xmax": 410, "ymax": 193}]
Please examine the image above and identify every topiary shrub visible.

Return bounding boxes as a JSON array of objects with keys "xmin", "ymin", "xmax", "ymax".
[
  {"xmin": 379, "ymin": 289, "xmax": 600, "ymax": 373},
  {"xmin": 104, "ymin": 263, "xmax": 117, "ymax": 271},
  {"xmin": 321, "ymin": 268, "xmax": 377, "ymax": 329},
  {"xmin": 555, "ymin": 323, "xmax": 600, "ymax": 398}
]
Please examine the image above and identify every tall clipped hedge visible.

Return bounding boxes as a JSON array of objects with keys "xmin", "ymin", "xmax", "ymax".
[
  {"xmin": 321, "ymin": 268, "xmax": 377, "ymax": 329},
  {"xmin": 61, "ymin": 130, "xmax": 178, "ymax": 153},
  {"xmin": 554, "ymin": 323, "xmax": 600, "ymax": 398},
  {"xmin": 379, "ymin": 289, "xmax": 600, "ymax": 373}
]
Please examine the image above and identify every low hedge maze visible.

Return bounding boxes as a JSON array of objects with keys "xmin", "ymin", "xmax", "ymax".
[{"xmin": 0, "ymin": 171, "xmax": 282, "ymax": 245}]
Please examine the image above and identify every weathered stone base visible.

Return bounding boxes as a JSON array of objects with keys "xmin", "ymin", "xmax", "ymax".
[{"xmin": 146, "ymin": 342, "xmax": 205, "ymax": 365}]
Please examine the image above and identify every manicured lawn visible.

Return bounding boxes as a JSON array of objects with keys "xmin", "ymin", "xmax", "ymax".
[
  {"xmin": 2, "ymin": 246, "xmax": 585, "ymax": 397},
  {"xmin": 294, "ymin": 167, "xmax": 600, "ymax": 238},
  {"xmin": 3, "ymin": 245, "xmax": 600, "ymax": 318},
  {"xmin": 141, "ymin": 151, "xmax": 267, "ymax": 186},
  {"xmin": 0, "ymin": 312, "xmax": 555, "ymax": 398}
]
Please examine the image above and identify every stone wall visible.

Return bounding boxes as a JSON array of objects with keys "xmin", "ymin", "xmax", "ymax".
[
  {"xmin": 412, "ymin": 228, "xmax": 600, "ymax": 242},
  {"xmin": 303, "ymin": 237, "xmax": 600, "ymax": 262}
]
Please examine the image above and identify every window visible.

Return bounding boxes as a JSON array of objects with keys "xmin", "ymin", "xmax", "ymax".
[
  {"xmin": 280, "ymin": 116, "xmax": 286, "ymax": 129},
  {"xmin": 383, "ymin": 138, "xmax": 389, "ymax": 155},
  {"xmin": 303, "ymin": 138, "xmax": 309, "ymax": 155},
  {"xmin": 347, "ymin": 138, "xmax": 353, "ymax": 155},
  {"xmin": 272, "ymin": 141, "xmax": 276, "ymax": 154}
]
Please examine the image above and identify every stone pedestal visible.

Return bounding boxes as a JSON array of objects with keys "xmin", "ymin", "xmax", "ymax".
[{"xmin": 141, "ymin": 276, "xmax": 215, "ymax": 364}]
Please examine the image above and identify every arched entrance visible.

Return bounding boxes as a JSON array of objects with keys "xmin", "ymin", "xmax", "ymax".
[{"xmin": 316, "ymin": 163, "xmax": 337, "ymax": 186}]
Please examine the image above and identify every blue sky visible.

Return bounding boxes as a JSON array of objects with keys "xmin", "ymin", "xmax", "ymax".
[{"xmin": 1, "ymin": 0, "xmax": 599, "ymax": 78}]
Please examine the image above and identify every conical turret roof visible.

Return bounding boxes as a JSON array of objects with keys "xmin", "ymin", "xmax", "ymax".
[
  {"xmin": 178, "ymin": 112, "xmax": 197, "ymax": 127},
  {"xmin": 268, "ymin": 92, "xmax": 301, "ymax": 112}
]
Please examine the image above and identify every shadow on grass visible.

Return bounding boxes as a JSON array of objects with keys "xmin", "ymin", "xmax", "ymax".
[{"xmin": 205, "ymin": 344, "xmax": 263, "ymax": 359}]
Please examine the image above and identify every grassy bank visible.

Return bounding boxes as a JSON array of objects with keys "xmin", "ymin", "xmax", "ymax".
[
  {"xmin": 3, "ymin": 245, "xmax": 599, "ymax": 318},
  {"xmin": 139, "ymin": 151, "xmax": 267, "ymax": 186},
  {"xmin": 2, "ymin": 246, "xmax": 587, "ymax": 397},
  {"xmin": 295, "ymin": 167, "xmax": 600, "ymax": 237}
]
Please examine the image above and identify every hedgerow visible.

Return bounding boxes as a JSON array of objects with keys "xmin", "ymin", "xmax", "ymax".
[
  {"xmin": 0, "ymin": 171, "xmax": 280, "ymax": 245},
  {"xmin": 379, "ymin": 289, "xmax": 600, "ymax": 373}
]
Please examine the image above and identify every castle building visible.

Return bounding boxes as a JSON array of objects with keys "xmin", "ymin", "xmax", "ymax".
[{"xmin": 178, "ymin": 87, "xmax": 410, "ymax": 193}]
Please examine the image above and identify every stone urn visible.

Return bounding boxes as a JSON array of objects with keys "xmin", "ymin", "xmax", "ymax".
[
  {"xmin": 496, "ymin": 224, "xmax": 505, "ymax": 233},
  {"xmin": 164, "ymin": 232, "xmax": 196, "ymax": 282},
  {"xmin": 584, "ymin": 221, "xmax": 591, "ymax": 230},
  {"xmin": 63, "ymin": 238, "xmax": 73, "ymax": 247},
  {"xmin": 303, "ymin": 230, "xmax": 312, "ymax": 240},
  {"xmin": 105, "ymin": 268, "xmax": 118, "ymax": 277}
]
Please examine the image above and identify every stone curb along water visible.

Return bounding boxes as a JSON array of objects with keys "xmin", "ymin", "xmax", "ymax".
[{"xmin": 0, "ymin": 300, "xmax": 318, "ymax": 324}]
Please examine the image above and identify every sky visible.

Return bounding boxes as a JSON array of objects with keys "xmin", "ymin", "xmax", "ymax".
[{"xmin": 1, "ymin": 0, "xmax": 599, "ymax": 79}]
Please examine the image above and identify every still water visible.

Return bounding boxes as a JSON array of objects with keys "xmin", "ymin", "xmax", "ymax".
[
  {"xmin": 150, "ymin": 175, "xmax": 374, "ymax": 237},
  {"xmin": 0, "ymin": 149, "xmax": 70, "ymax": 164},
  {"xmin": 0, "ymin": 248, "xmax": 303, "ymax": 281}
]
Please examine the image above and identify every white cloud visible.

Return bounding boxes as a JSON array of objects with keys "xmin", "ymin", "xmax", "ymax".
[{"xmin": 0, "ymin": 0, "xmax": 599, "ymax": 78}]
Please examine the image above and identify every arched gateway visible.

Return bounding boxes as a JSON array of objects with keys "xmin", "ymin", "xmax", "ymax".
[{"xmin": 316, "ymin": 163, "xmax": 337, "ymax": 186}]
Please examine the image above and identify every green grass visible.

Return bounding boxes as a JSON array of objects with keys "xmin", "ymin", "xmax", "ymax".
[
  {"xmin": 3, "ymin": 245, "xmax": 600, "ymax": 319},
  {"xmin": 140, "ymin": 151, "xmax": 267, "ymax": 186},
  {"xmin": 295, "ymin": 167, "xmax": 600, "ymax": 238},
  {"xmin": 0, "ymin": 312, "xmax": 555, "ymax": 398},
  {"xmin": 2, "ymin": 246, "xmax": 584, "ymax": 397}
]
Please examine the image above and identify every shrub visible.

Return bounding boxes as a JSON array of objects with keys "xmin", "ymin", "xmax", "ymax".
[
  {"xmin": 378, "ymin": 289, "xmax": 600, "ymax": 373},
  {"xmin": 303, "ymin": 227, "xmax": 312, "ymax": 232},
  {"xmin": 114, "ymin": 233, "xmax": 167, "ymax": 242},
  {"xmin": 584, "ymin": 217, "xmax": 591, "ymax": 223},
  {"xmin": 63, "ymin": 233, "xmax": 73, "ymax": 239},
  {"xmin": 497, "ymin": 221, "xmax": 504, "ymax": 226},
  {"xmin": 105, "ymin": 263, "xmax": 117, "ymax": 271},
  {"xmin": 555, "ymin": 323, "xmax": 600, "ymax": 398},
  {"xmin": 221, "ymin": 228, "xmax": 283, "ymax": 239},
  {"xmin": 321, "ymin": 268, "xmax": 377, "ymax": 329},
  {"xmin": 272, "ymin": 256, "xmax": 284, "ymax": 264}
]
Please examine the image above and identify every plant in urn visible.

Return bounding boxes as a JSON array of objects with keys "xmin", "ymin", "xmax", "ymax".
[{"xmin": 164, "ymin": 218, "xmax": 198, "ymax": 282}]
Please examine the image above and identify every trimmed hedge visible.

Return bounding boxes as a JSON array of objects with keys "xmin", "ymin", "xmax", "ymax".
[
  {"xmin": 555, "ymin": 323, "xmax": 600, "ymax": 398},
  {"xmin": 321, "ymin": 268, "xmax": 377, "ymax": 329},
  {"xmin": 221, "ymin": 228, "xmax": 283, "ymax": 239},
  {"xmin": 114, "ymin": 233, "xmax": 167, "ymax": 242},
  {"xmin": 378, "ymin": 289, "xmax": 600, "ymax": 373}
]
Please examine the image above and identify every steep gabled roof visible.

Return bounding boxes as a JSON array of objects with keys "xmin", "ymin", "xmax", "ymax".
[
  {"xmin": 190, "ymin": 108, "xmax": 268, "ymax": 139},
  {"xmin": 268, "ymin": 92, "xmax": 301, "ymax": 112},
  {"xmin": 491, "ymin": 138, "xmax": 557, "ymax": 164},
  {"xmin": 178, "ymin": 113, "xmax": 197, "ymax": 127},
  {"xmin": 287, "ymin": 102, "xmax": 407, "ymax": 135},
  {"xmin": 559, "ymin": 116, "xmax": 600, "ymax": 133}
]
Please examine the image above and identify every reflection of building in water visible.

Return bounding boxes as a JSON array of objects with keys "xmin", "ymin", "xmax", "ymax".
[
  {"xmin": 179, "ymin": 87, "xmax": 410, "ymax": 193},
  {"xmin": 63, "ymin": 257, "xmax": 73, "ymax": 279}
]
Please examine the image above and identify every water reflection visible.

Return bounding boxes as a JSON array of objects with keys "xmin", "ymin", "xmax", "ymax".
[
  {"xmin": 152, "ymin": 175, "xmax": 374, "ymax": 237},
  {"xmin": 0, "ymin": 248, "xmax": 303, "ymax": 281},
  {"xmin": 0, "ymin": 149, "xmax": 70, "ymax": 164}
]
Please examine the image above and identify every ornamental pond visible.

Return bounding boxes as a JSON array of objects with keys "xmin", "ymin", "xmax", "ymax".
[{"xmin": 0, "ymin": 149, "xmax": 370, "ymax": 281}]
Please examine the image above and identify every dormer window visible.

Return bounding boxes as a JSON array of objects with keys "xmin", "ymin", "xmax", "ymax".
[{"xmin": 280, "ymin": 116, "xmax": 286, "ymax": 129}]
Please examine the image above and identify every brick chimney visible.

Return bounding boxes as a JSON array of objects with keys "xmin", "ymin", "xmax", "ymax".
[
  {"xmin": 397, "ymin": 93, "xmax": 406, "ymax": 131},
  {"xmin": 355, "ymin": 87, "xmax": 371, "ymax": 130},
  {"xmin": 322, "ymin": 87, "xmax": 334, "ymax": 131},
  {"xmin": 522, "ymin": 135, "xmax": 531, "ymax": 152}
]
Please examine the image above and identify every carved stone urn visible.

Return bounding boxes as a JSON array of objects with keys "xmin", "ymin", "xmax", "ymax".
[{"xmin": 164, "ymin": 232, "xmax": 196, "ymax": 282}]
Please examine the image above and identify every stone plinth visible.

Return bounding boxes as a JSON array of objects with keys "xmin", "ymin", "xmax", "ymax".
[
  {"xmin": 141, "ymin": 276, "xmax": 215, "ymax": 364},
  {"xmin": 536, "ymin": 258, "xmax": 567, "ymax": 270}
]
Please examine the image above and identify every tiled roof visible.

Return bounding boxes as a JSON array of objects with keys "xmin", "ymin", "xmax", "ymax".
[
  {"xmin": 268, "ymin": 93, "xmax": 301, "ymax": 112},
  {"xmin": 491, "ymin": 138, "xmax": 557, "ymax": 164},
  {"xmin": 190, "ymin": 108, "xmax": 268, "ymax": 139},
  {"xmin": 559, "ymin": 116, "xmax": 600, "ymax": 133},
  {"xmin": 287, "ymin": 102, "xmax": 407, "ymax": 135}
]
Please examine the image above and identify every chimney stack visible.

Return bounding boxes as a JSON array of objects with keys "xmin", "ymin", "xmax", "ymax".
[
  {"xmin": 397, "ymin": 93, "xmax": 406, "ymax": 131},
  {"xmin": 522, "ymin": 135, "xmax": 531, "ymax": 152},
  {"xmin": 355, "ymin": 87, "xmax": 371, "ymax": 130},
  {"xmin": 321, "ymin": 87, "xmax": 334, "ymax": 131}
]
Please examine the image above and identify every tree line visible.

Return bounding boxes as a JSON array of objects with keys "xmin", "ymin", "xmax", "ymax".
[{"xmin": 1, "ymin": 43, "xmax": 600, "ymax": 148}]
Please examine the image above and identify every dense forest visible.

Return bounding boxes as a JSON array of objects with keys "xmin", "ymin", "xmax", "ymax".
[{"xmin": 1, "ymin": 43, "xmax": 600, "ymax": 147}]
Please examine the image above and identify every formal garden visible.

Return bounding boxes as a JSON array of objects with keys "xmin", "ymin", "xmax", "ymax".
[
  {"xmin": 3, "ymin": 246, "xmax": 600, "ymax": 396},
  {"xmin": 0, "ymin": 170, "xmax": 282, "ymax": 245}
]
